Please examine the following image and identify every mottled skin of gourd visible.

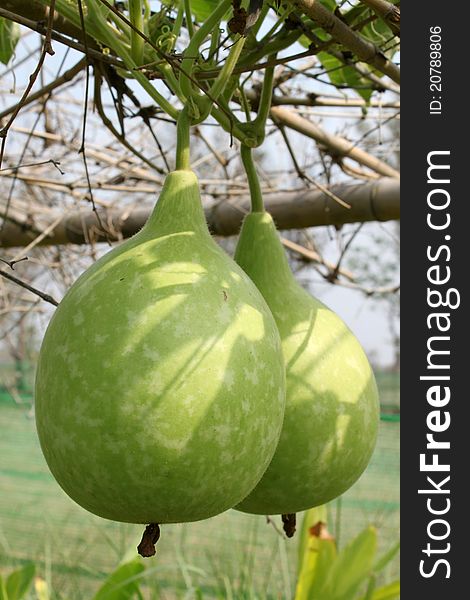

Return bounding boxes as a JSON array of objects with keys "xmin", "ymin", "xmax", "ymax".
[
  {"xmin": 35, "ymin": 171, "xmax": 286, "ymax": 524},
  {"xmin": 234, "ymin": 213, "xmax": 379, "ymax": 515}
]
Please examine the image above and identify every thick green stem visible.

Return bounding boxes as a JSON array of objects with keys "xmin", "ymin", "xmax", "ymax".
[
  {"xmin": 238, "ymin": 29, "xmax": 301, "ymax": 69},
  {"xmin": 188, "ymin": 35, "xmax": 245, "ymax": 124},
  {"xmin": 172, "ymin": 1, "xmax": 185, "ymax": 41},
  {"xmin": 184, "ymin": 0, "xmax": 194, "ymax": 38},
  {"xmin": 239, "ymin": 85, "xmax": 252, "ymax": 121},
  {"xmin": 143, "ymin": 0, "xmax": 150, "ymax": 21},
  {"xmin": 160, "ymin": 63, "xmax": 186, "ymax": 103},
  {"xmin": 208, "ymin": 21, "xmax": 221, "ymax": 60},
  {"xmin": 209, "ymin": 36, "xmax": 245, "ymax": 101},
  {"xmin": 211, "ymin": 105, "xmax": 256, "ymax": 146},
  {"xmin": 241, "ymin": 145, "xmax": 264, "ymax": 213},
  {"xmin": 129, "ymin": 0, "xmax": 144, "ymax": 64},
  {"xmin": 180, "ymin": 0, "xmax": 231, "ymax": 101},
  {"xmin": 176, "ymin": 108, "xmax": 191, "ymax": 170},
  {"xmin": 252, "ymin": 60, "xmax": 275, "ymax": 141},
  {"xmin": 132, "ymin": 68, "xmax": 179, "ymax": 119}
]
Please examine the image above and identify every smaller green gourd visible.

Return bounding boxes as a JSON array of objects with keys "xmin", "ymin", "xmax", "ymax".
[{"xmin": 234, "ymin": 148, "xmax": 380, "ymax": 515}]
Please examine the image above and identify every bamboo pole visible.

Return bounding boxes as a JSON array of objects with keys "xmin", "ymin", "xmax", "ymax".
[{"xmin": 1, "ymin": 178, "xmax": 399, "ymax": 247}]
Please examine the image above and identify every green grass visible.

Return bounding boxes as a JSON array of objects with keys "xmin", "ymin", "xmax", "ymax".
[{"xmin": 0, "ymin": 372, "xmax": 399, "ymax": 599}]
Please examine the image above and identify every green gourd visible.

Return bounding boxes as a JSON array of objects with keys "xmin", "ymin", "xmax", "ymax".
[
  {"xmin": 35, "ymin": 170, "xmax": 286, "ymax": 524},
  {"xmin": 234, "ymin": 212, "xmax": 379, "ymax": 515}
]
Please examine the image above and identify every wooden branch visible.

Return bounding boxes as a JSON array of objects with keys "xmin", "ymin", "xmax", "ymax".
[
  {"xmin": 251, "ymin": 91, "xmax": 400, "ymax": 109},
  {"xmin": 289, "ymin": 0, "xmax": 400, "ymax": 84},
  {"xmin": 0, "ymin": 268, "xmax": 58, "ymax": 305},
  {"xmin": 0, "ymin": 178, "xmax": 399, "ymax": 247},
  {"xmin": 270, "ymin": 106, "xmax": 399, "ymax": 179}
]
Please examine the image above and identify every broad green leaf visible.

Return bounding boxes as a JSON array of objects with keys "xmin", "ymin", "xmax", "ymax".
[
  {"xmin": 295, "ymin": 507, "xmax": 335, "ymax": 600},
  {"xmin": 322, "ymin": 526, "xmax": 377, "ymax": 599},
  {"xmin": 359, "ymin": 580, "xmax": 400, "ymax": 600},
  {"xmin": 5, "ymin": 564, "xmax": 35, "ymax": 600},
  {"xmin": 363, "ymin": 575, "xmax": 377, "ymax": 600},
  {"xmin": 362, "ymin": 17, "xmax": 397, "ymax": 49},
  {"xmin": 373, "ymin": 541, "xmax": 400, "ymax": 574},
  {"xmin": 344, "ymin": 2, "xmax": 398, "ymax": 46},
  {"xmin": 0, "ymin": 574, "xmax": 8, "ymax": 600},
  {"xmin": 307, "ymin": 538, "xmax": 337, "ymax": 600},
  {"xmin": 0, "ymin": 18, "xmax": 20, "ymax": 66},
  {"xmin": 190, "ymin": 0, "xmax": 219, "ymax": 21},
  {"xmin": 297, "ymin": 506, "xmax": 328, "ymax": 574},
  {"xmin": 295, "ymin": 536, "xmax": 322, "ymax": 600},
  {"xmin": 318, "ymin": 51, "xmax": 373, "ymax": 102},
  {"xmin": 93, "ymin": 559, "xmax": 145, "ymax": 600},
  {"xmin": 161, "ymin": 0, "xmax": 231, "ymax": 23}
]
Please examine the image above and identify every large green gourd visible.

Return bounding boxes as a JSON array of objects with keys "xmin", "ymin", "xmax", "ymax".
[
  {"xmin": 234, "ymin": 212, "xmax": 379, "ymax": 515},
  {"xmin": 35, "ymin": 170, "xmax": 286, "ymax": 524}
]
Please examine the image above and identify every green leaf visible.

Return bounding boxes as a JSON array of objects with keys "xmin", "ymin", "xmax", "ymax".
[
  {"xmin": 93, "ymin": 559, "xmax": 145, "ymax": 600},
  {"xmin": 0, "ymin": 574, "xmax": 8, "ymax": 600},
  {"xmin": 297, "ymin": 506, "xmax": 328, "ymax": 574},
  {"xmin": 359, "ymin": 580, "xmax": 400, "ymax": 600},
  {"xmin": 308, "ymin": 538, "xmax": 337, "ymax": 599},
  {"xmin": 5, "ymin": 564, "xmax": 35, "ymax": 600},
  {"xmin": 295, "ymin": 507, "xmax": 336, "ymax": 600},
  {"xmin": 361, "ymin": 18, "xmax": 394, "ymax": 49},
  {"xmin": 373, "ymin": 541, "xmax": 400, "ymax": 574},
  {"xmin": 0, "ymin": 17, "xmax": 20, "ymax": 66},
  {"xmin": 323, "ymin": 526, "xmax": 377, "ymax": 599},
  {"xmin": 363, "ymin": 575, "xmax": 377, "ymax": 600},
  {"xmin": 317, "ymin": 51, "xmax": 373, "ymax": 102},
  {"xmin": 161, "ymin": 0, "xmax": 221, "ymax": 23}
]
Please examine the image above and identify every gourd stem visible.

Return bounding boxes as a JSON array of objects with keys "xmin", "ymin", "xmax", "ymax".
[
  {"xmin": 172, "ymin": 1, "xmax": 185, "ymax": 41},
  {"xmin": 253, "ymin": 60, "xmax": 276, "ymax": 142},
  {"xmin": 209, "ymin": 36, "xmax": 245, "ymax": 101},
  {"xmin": 129, "ymin": 0, "xmax": 144, "ymax": 65},
  {"xmin": 241, "ymin": 145, "xmax": 264, "ymax": 213},
  {"xmin": 184, "ymin": 0, "xmax": 194, "ymax": 38},
  {"xmin": 208, "ymin": 21, "xmax": 221, "ymax": 60},
  {"xmin": 176, "ymin": 108, "xmax": 191, "ymax": 170}
]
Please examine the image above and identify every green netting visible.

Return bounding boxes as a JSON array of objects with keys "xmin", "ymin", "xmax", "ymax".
[{"xmin": 0, "ymin": 364, "xmax": 399, "ymax": 598}]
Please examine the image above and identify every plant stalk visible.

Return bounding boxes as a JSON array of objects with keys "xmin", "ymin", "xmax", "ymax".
[
  {"xmin": 129, "ymin": 0, "xmax": 145, "ymax": 64},
  {"xmin": 252, "ymin": 60, "xmax": 276, "ymax": 142},
  {"xmin": 209, "ymin": 35, "xmax": 245, "ymax": 101},
  {"xmin": 172, "ymin": 1, "xmax": 185, "ymax": 41},
  {"xmin": 241, "ymin": 145, "xmax": 264, "ymax": 213},
  {"xmin": 176, "ymin": 108, "xmax": 191, "ymax": 171},
  {"xmin": 183, "ymin": 0, "xmax": 194, "ymax": 38}
]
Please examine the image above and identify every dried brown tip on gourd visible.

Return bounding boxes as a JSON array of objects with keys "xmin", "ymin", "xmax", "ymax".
[
  {"xmin": 137, "ymin": 523, "xmax": 161, "ymax": 558},
  {"xmin": 282, "ymin": 513, "xmax": 296, "ymax": 538}
]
